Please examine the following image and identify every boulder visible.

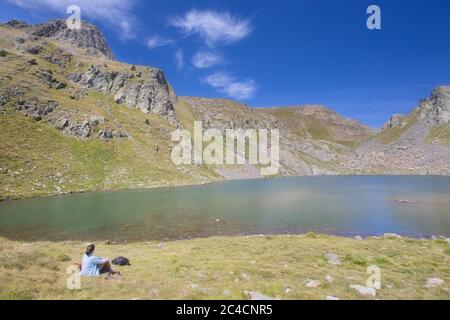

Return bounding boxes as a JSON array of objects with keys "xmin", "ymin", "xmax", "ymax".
[
  {"xmin": 306, "ymin": 279, "xmax": 321, "ymax": 288},
  {"xmin": 27, "ymin": 59, "xmax": 38, "ymax": 65},
  {"xmin": 350, "ymin": 285, "xmax": 377, "ymax": 298},
  {"xmin": 425, "ymin": 278, "xmax": 445, "ymax": 288},
  {"xmin": 324, "ymin": 252, "xmax": 341, "ymax": 265}
]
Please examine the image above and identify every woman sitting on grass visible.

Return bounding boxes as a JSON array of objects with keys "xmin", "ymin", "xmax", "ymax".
[{"xmin": 79, "ymin": 244, "xmax": 121, "ymax": 278}]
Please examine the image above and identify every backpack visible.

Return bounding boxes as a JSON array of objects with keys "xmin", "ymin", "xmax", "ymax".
[{"xmin": 112, "ymin": 256, "xmax": 131, "ymax": 266}]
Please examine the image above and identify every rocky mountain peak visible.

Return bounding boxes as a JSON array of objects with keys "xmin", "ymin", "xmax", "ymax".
[
  {"xmin": 419, "ymin": 86, "xmax": 450, "ymax": 125},
  {"xmin": 5, "ymin": 19, "xmax": 30, "ymax": 28},
  {"xmin": 31, "ymin": 19, "xmax": 113, "ymax": 59}
]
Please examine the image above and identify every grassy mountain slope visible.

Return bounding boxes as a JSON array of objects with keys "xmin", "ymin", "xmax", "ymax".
[{"xmin": 0, "ymin": 23, "xmax": 219, "ymax": 200}]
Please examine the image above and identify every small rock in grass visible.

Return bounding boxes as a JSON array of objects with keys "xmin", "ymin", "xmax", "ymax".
[
  {"xmin": 350, "ymin": 285, "xmax": 377, "ymax": 298},
  {"xmin": 148, "ymin": 288, "xmax": 159, "ymax": 297},
  {"xmin": 241, "ymin": 273, "xmax": 250, "ymax": 280},
  {"xmin": 199, "ymin": 288, "xmax": 211, "ymax": 294},
  {"xmin": 190, "ymin": 284, "xmax": 200, "ymax": 289},
  {"xmin": 244, "ymin": 291, "xmax": 278, "ymax": 301},
  {"xmin": 27, "ymin": 59, "xmax": 38, "ymax": 65},
  {"xmin": 324, "ymin": 253, "xmax": 341, "ymax": 265},
  {"xmin": 306, "ymin": 279, "xmax": 321, "ymax": 288},
  {"xmin": 157, "ymin": 243, "xmax": 166, "ymax": 248},
  {"xmin": 284, "ymin": 287, "xmax": 292, "ymax": 294},
  {"xmin": 326, "ymin": 295, "xmax": 339, "ymax": 300},
  {"xmin": 325, "ymin": 275, "xmax": 333, "ymax": 283},
  {"xmin": 425, "ymin": 278, "xmax": 445, "ymax": 288},
  {"xmin": 354, "ymin": 235, "xmax": 363, "ymax": 240}
]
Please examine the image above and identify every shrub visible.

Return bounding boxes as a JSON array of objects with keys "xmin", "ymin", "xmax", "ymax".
[{"xmin": 56, "ymin": 254, "xmax": 71, "ymax": 262}]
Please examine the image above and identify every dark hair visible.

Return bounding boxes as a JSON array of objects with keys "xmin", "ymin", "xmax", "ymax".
[{"xmin": 86, "ymin": 244, "xmax": 95, "ymax": 256}]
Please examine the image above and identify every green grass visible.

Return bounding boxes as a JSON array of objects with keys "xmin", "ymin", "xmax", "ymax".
[
  {"xmin": 0, "ymin": 234, "xmax": 449, "ymax": 300},
  {"xmin": 425, "ymin": 125, "xmax": 450, "ymax": 145}
]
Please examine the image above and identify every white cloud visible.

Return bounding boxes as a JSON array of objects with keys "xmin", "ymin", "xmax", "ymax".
[
  {"xmin": 170, "ymin": 10, "xmax": 252, "ymax": 47},
  {"xmin": 7, "ymin": 0, "xmax": 138, "ymax": 39},
  {"xmin": 203, "ymin": 72, "xmax": 256, "ymax": 100},
  {"xmin": 145, "ymin": 35, "xmax": 174, "ymax": 49},
  {"xmin": 175, "ymin": 49, "xmax": 184, "ymax": 70},
  {"xmin": 225, "ymin": 81, "xmax": 257, "ymax": 100},
  {"xmin": 192, "ymin": 51, "xmax": 223, "ymax": 69},
  {"xmin": 203, "ymin": 72, "xmax": 233, "ymax": 87}
]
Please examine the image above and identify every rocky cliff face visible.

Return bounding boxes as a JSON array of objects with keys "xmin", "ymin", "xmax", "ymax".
[
  {"xmin": 32, "ymin": 19, "xmax": 113, "ymax": 59},
  {"xmin": 1, "ymin": 19, "xmax": 177, "ymax": 125},
  {"xmin": 68, "ymin": 65, "xmax": 176, "ymax": 122},
  {"xmin": 419, "ymin": 86, "xmax": 450, "ymax": 125}
]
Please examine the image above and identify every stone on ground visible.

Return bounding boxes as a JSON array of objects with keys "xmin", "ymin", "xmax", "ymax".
[
  {"xmin": 324, "ymin": 252, "xmax": 341, "ymax": 265},
  {"xmin": 350, "ymin": 285, "xmax": 377, "ymax": 298},
  {"xmin": 306, "ymin": 279, "xmax": 321, "ymax": 288},
  {"xmin": 425, "ymin": 278, "xmax": 445, "ymax": 288},
  {"xmin": 244, "ymin": 291, "xmax": 278, "ymax": 300}
]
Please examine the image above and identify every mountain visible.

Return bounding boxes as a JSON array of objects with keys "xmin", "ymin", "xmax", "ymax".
[
  {"xmin": 341, "ymin": 86, "xmax": 450, "ymax": 175},
  {"xmin": 0, "ymin": 19, "xmax": 449, "ymax": 200}
]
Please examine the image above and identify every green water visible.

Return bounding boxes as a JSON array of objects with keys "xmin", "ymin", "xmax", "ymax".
[{"xmin": 0, "ymin": 176, "xmax": 450, "ymax": 241}]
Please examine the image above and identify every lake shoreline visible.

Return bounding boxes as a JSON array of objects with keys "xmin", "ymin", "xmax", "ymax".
[
  {"xmin": 1, "ymin": 231, "xmax": 449, "ymax": 244},
  {"xmin": 2, "ymin": 173, "xmax": 450, "ymax": 202}
]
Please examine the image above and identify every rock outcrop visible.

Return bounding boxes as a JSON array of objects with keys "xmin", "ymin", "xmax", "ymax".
[
  {"xmin": 15, "ymin": 99, "xmax": 58, "ymax": 121},
  {"xmin": 419, "ymin": 86, "xmax": 450, "ymax": 125},
  {"xmin": 384, "ymin": 114, "xmax": 409, "ymax": 129},
  {"xmin": 32, "ymin": 19, "xmax": 113, "ymax": 59},
  {"xmin": 68, "ymin": 65, "xmax": 176, "ymax": 122},
  {"xmin": 5, "ymin": 19, "xmax": 29, "ymax": 29}
]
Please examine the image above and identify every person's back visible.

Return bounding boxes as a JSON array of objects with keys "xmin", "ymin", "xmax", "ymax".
[
  {"xmin": 79, "ymin": 244, "xmax": 109, "ymax": 277},
  {"xmin": 80, "ymin": 253, "xmax": 106, "ymax": 276}
]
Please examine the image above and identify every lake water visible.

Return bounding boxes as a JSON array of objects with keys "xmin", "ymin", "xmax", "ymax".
[{"xmin": 0, "ymin": 176, "xmax": 450, "ymax": 241}]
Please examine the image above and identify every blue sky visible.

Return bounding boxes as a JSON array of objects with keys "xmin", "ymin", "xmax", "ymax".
[{"xmin": 1, "ymin": 0, "xmax": 450, "ymax": 127}]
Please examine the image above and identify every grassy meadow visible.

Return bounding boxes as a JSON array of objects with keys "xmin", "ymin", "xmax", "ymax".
[{"xmin": 0, "ymin": 234, "xmax": 449, "ymax": 300}]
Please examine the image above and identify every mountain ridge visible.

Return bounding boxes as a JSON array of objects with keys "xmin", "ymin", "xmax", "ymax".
[{"xmin": 1, "ymin": 19, "xmax": 449, "ymax": 200}]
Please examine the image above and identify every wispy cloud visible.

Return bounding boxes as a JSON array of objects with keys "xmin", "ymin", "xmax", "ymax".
[
  {"xmin": 7, "ymin": 0, "xmax": 138, "ymax": 39},
  {"xmin": 145, "ymin": 35, "xmax": 174, "ymax": 49},
  {"xmin": 175, "ymin": 49, "xmax": 184, "ymax": 70},
  {"xmin": 203, "ymin": 72, "xmax": 256, "ymax": 100},
  {"xmin": 169, "ymin": 10, "xmax": 252, "ymax": 47},
  {"xmin": 192, "ymin": 51, "xmax": 224, "ymax": 69}
]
